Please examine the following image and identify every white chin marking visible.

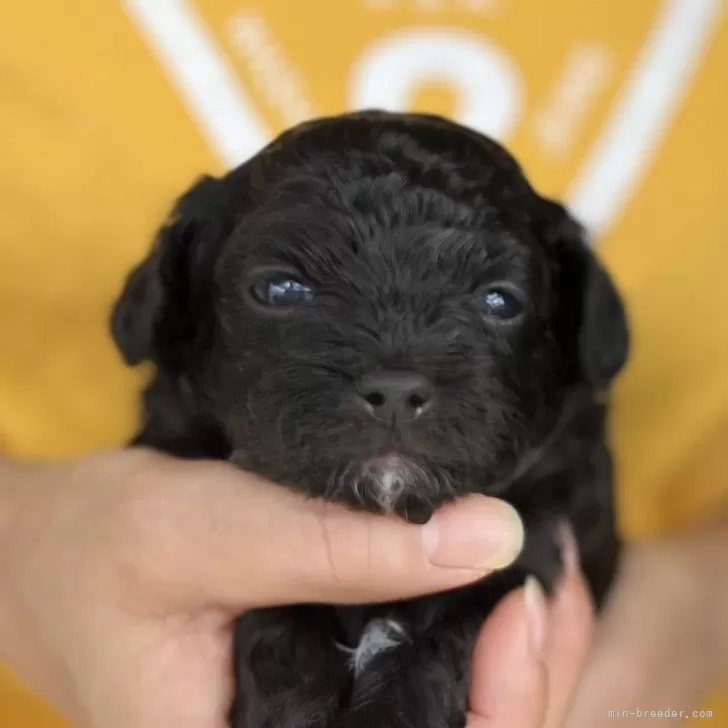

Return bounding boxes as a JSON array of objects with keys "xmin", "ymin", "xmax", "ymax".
[
  {"xmin": 363, "ymin": 455, "xmax": 416, "ymax": 513},
  {"xmin": 375, "ymin": 468, "xmax": 407, "ymax": 512},
  {"xmin": 335, "ymin": 618, "xmax": 409, "ymax": 676}
]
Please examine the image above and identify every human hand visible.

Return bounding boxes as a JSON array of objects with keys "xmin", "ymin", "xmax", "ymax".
[
  {"xmin": 0, "ymin": 449, "xmax": 524, "ymax": 728},
  {"xmin": 563, "ymin": 527, "xmax": 726, "ymax": 727},
  {"xmin": 466, "ymin": 526, "xmax": 596, "ymax": 728},
  {"xmin": 467, "ymin": 523, "xmax": 728, "ymax": 728}
]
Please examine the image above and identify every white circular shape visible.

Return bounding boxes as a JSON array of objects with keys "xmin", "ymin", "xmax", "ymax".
[{"xmin": 348, "ymin": 28, "xmax": 525, "ymax": 141}]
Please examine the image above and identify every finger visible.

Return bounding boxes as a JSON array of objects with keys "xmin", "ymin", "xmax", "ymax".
[
  {"xmin": 144, "ymin": 459, "xmax": 525, "ymax": 609},
  {"xmin": 467, "ymin": 578, "xmax": 548, "ymax": 728},
  {"xmin": 543, "ymin": 524, "xmax": 596, "ymax": 728}
]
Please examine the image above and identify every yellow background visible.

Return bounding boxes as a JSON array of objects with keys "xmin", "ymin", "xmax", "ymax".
[{"xmin": 1, "ymin": 1, "xmax": 726, "ymax": 724}]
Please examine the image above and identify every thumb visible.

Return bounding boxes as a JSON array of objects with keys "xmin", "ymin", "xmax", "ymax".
[{"xmin": 153, "ymin": 459, "xmax": 525, "ymax": 609}]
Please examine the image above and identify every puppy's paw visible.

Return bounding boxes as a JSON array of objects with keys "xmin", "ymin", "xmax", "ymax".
[
  {"xmin": 230, "ymin": 690, "xmax": 338, "ymax": 728},
  {"xmin": 230, "ymin": 665, "xmax": 343, "ymax": 728},
  {"xmin": 342, "ymin": 704, "xmax": 465, "ymax": 728},
  {"xmin": 231, "ymin": 607, "xmax": 348, "ymax": 728}
]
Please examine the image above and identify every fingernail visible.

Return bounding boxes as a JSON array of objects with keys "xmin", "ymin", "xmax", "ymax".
[
  {"xmin": 422, "ymin": 497, "xmax": 524, "ymax": 570},
  {"xmin": 556, "ymin": 520, "xmax": 580, "ymax": 574},
  {"xmin": 524, "ymin": 576, "xmax": 547, "ymax": 659}
]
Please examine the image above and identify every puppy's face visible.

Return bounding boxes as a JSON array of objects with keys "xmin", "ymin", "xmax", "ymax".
[{"xmin": 112, "ymin": 112, "xmax": 628, "ymax": 521}]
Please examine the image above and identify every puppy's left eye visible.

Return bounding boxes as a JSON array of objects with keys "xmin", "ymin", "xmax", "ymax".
[
  {"xmin": 479, "ymin": 288, "xmax": 524, "ymax": 321},
  {"xmin": 251, "ymin": 277, "xmax": 314, "ymax": 308}
]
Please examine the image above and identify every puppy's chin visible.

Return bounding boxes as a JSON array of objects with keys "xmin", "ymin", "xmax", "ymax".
[
  {"xmin": 229, "ymin": 448, "xmax": 462, "ymax": 523},
  {"xmin": 327, "ymin": 454, "xmax": 459, "ymax": 524}
]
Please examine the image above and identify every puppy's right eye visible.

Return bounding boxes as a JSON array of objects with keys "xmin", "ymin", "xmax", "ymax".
[{"xmin": 249, "ymin": 276, "xmax": 314, "ymax": 309}]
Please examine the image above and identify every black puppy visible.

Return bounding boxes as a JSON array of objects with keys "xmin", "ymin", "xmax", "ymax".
[{"xmin": 112, "ymin": 111, "xmax": 629, "ymax": 728}]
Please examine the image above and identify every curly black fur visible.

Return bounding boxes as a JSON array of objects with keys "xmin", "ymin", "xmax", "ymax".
[{"xmin": 111, "ymin": 111, "xmax": 629, "ymax": 728}]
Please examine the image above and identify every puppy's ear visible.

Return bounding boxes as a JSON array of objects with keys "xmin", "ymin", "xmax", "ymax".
[
  {"xmin": 111, "ymin": 174, "xmax": 240, "ymax": 367},
  {"xmin": 111, "ymin": 235, "xmax": 165, "ymax": 366},
  {"xmin": 542, "ymin": 201, "xmax": 629, "ymax": 390},
  {"xmin": 578, "ymin": 240, "xmax": 630, "ymax": 389}
]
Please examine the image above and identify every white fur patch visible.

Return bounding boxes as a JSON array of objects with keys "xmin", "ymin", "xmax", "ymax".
[
  {"xmin": 374, "ymin": 467, "xmax": 407, "ymax": 512},
  {"xmin": 335, "ymin": 618, "xmax": 409, "ymax": 676},
  {"xmin": 357, "ymin": 455, "xmax": 424, "ymax": 513}
]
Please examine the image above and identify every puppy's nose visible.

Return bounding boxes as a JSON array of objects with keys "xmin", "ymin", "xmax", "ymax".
[{"xmin": 355, "ymin": 370, "xmax": 435, "ymax": 421}]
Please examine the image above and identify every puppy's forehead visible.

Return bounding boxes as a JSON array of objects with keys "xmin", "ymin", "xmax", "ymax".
[
  {"xmin": 244, "ymin": 112, "xmax": 540, "ymax": 228},
  {"xmin": 237, "ymin": 192, "xmax": 534, "ymax": 290},
  {"xmin": 223, "ymin": 114, "xmax": 548, "ymax": 286}
]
